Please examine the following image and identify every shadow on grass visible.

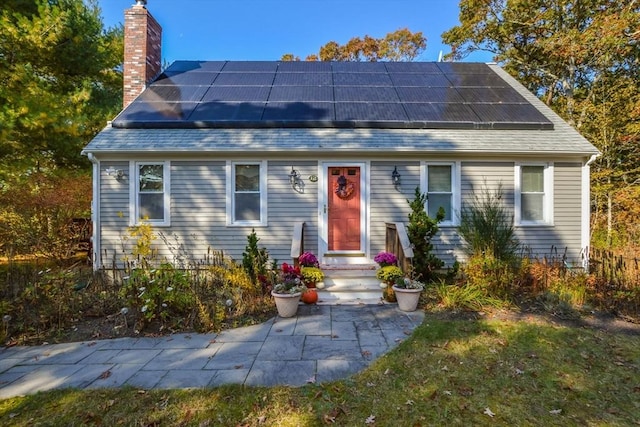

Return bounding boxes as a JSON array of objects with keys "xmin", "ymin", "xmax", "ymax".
[{"xmin": 1, "ymin": 316, "xmax": 639, "ymax": 426}]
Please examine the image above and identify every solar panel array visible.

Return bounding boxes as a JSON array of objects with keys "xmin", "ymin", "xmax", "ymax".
[{"xmin": 113, "ymin": 61, "xmax": 553, "ymax": 130}]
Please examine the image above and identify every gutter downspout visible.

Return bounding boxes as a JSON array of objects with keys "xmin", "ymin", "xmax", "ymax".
[
  {"xmin": 582, "ymin": 153, "xmax": 600, "ymax": 269},
  {"xmin": 87, "ymin": 153, "xmax": 100, "ymax": 270}
]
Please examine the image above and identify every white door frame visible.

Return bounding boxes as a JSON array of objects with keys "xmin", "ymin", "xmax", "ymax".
[{"xmin": 318, "ymin": 161, "xmax": 370, "ymax": 264}]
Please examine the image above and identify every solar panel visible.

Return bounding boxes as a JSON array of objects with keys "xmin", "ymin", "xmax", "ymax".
[
  {"xmin": 334, "ymin": 86, "xmax": 399, "ymax": 102},
  {"xmin": 112, "ymin": 60, "xmax": 554, "ymax": 130},
  {"xmin": 268, "ymin": 86, "xmax": 334, "ymax": 102},
  {"xmin": 278, "ymin": 61, "xmax": 332, "ymax": 72},
  {"xmin": 188, "ymin": 102, "xmax": 265, "ymax": 121},
  {"xmin": 335, "ymin": 103, "xmax": 408, "ymax": 121},
  {"xmin": 164, "ymin": 61, "xmax": 226, "ymax": 73},
  {"xmin": 331, "ymin": 62, "xmax": 387, "ymax": 72},
  {"xmin": 273, "ymin": 72, "xmax": 332, "ymax": 86},
  {"xmin": 152, "ymin": 71, "xmax": 217, "ymax": 86},
  {"xmin": 116, "ymin": 101, "xmax": 198, "ymax": 122},
  {"xmin": 213, "ymin": 72, "xmax": 275, "ymax": 86},
  {"xmin": 334, "ymin": 73, "xmax": 392, "ymax": 86},
  {"xmin": 437, "ymin": 62, "xmax": 492, "ymax": 74},
  {"xmin": 202, "ymin": 86, "xmax": 271, "ymax": 102},
  {"xmin": 404, "ymin": 103, "xmax": 480, "ymax": 122},
  {"xmin": 446, "ymin": 73, "xmax": 508, "ymax": 87},
  {"xmin": 384, "ymin": 62, "xmax": 441, "ymax": 73},
  {"xmin": 388, "ymin": 73, "xmax": 451, "ymax": 87},
  {"xmin": 456, "ymin": 87, "xmax": 527, "ymax": 103},
  {"xmin": 470, "ymin": 103, "xmax": 550, "ymax": 124},
  {"xmin": 262, "ymin": 102, "xmax": 335, "ymax": 121},
  {"xmin": 221, "ymin": 61, "xmax": 278, "ymax": 72},
  {"xmin": 396, "ymin": 87, "xmax": 464, "ymax": 103},
  {"xmin": 138, "ymin": 85, "xmax": 208, "ymax": 103}
]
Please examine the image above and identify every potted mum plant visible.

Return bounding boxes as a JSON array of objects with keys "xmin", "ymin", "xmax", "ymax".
[
  {"xmin": 392, "ymin": 277, "xmax": 424, "ymax": 312},
  {"xmin": 376, "ymin": 265, "xmax": 403, "ymax": 302},
  {"xmin": 374, "ymin": 251, "xmax": 397, "ymax": 267},
  {"xmin": 298, "ymin": 251, "xmax": 324, "ymax": 304},
  {"xmin": 272, "ymin": 263, "xmax": 306, "ymax": 317}
]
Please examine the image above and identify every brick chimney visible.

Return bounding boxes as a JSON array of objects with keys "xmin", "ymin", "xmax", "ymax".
[{"xmin": 123, "ymin": 1, "xmax": 162, "ymax": 108}]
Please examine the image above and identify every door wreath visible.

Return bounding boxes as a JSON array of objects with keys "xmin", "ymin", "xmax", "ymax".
[{"xmin": 334, "ymin": 175, "xmax": 355, "ymax": 200}]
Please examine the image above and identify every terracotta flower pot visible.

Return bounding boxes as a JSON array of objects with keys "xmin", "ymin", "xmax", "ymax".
[{"xmin": 271, "ymin": 291, "xmax": 301, "ymax": 317}]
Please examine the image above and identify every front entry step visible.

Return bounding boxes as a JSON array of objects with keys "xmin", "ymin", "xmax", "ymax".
[{"xmin": 315, "ymin": 263, "xmax": 387, "ymax": 305}]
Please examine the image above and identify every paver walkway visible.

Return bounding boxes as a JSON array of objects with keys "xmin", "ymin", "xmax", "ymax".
[{"xmin": 0, "ymin": 304, "xmax": 424, "ymax": 398}]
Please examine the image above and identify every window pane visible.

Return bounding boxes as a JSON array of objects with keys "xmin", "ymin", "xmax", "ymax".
[
  {"xmin": 522, "ymin": 193, "xmax": 543, "ymax": 221},
  {"xmin": 235, "ymin": 165, "xmax": 260, "ymax": 191},
  {"xmin": 139, "ymin": 193, "xmax": 164, "ymax": 220},
  {"xmin": 428, "ymin": 194, "xmax": 452, "ymax": 221},
  {"xmin": 522, "ymin": 166, "xmax": 543, "ymax": 192},
  {"xmin": 235, "ymin": 193, "xmax": 260, "ymax": 221},
  {"xmin": 139, "ymin": 164, "xmax": 164, "ymax": 192},
  {"xmin": 428, "ymin": 165, "xmax": 452, "ymax": 192}
]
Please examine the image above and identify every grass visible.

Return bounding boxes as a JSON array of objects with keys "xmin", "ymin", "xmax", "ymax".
[{"xmin": 1, "ymin": 315, "xmax": 638, "ymax": 426}]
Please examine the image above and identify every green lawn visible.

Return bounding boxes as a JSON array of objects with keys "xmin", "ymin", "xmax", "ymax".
[{"xmin": 1, "ymin": 315, "xmax": 638, "ymax": 426}]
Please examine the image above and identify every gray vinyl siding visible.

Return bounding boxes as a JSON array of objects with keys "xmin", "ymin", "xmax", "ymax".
[
  {"xmin": 98, "ymin": 161, "xmax": 131, "ymax": 267},
  {"xmin": 98, "ymin": 160, "xmax": 319, "ymax": 268},
  {"xmin": 517, "ymin": 162, "xmax": 583, "ymax": 263},
  {"xmin": 370, "ymin": 161, "xmax": 420, "ymax": 256},
  {"xmin": 97, "ymin": 157, "xmax": 586, "ymax": 270}
]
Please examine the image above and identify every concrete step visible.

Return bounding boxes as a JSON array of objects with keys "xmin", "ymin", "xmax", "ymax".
[{"xmin": 314, "ymin": 263, "xmax": 386, "ymax": 305}]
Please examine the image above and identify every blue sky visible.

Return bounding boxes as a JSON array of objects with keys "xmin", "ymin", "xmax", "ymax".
[{"xmin": 97, "ymin": 0, "xmax": 493, "ymax": 65}]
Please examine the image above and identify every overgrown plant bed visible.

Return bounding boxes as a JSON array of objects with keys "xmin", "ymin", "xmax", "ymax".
[
  {"xmin": 0, "ymin": 259, "xmax": 276, "ymax": 346},
  {"xmin": 1, "ymin": 314, "xmax": 638, "ymax": 426}
]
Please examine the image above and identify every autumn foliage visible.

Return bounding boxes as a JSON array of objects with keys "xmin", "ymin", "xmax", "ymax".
[{"xmin": 0, "ymin": 173, "xmax": 92, "ymax": 260}]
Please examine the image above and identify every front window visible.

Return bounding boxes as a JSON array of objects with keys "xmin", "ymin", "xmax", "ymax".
[
  {"xmin": 228, "ymin": 161, "xmax": 267, "ymax": 225},
  {"xmin": 422, "ymin": 162, "xmax": 458, "ymax": 225},
  {"xmin": 516, "ymin": 163, "xmax": 553, "ymax": 225},
  {"xmin": 134, "ymin": 162, "xmax": 170, "ymax": 225}
]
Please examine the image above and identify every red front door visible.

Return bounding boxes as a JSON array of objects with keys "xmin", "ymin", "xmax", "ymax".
[{"xmin": 328, "ymin": 166, "xmax": 361, "ymax": 251}]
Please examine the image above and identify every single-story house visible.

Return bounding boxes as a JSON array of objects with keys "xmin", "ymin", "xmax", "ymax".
[{"xmin": 82, "ymin": 3, "xmax": 599, "ymax": 280}]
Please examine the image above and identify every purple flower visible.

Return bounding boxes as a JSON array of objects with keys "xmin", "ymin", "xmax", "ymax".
[
  {"xmin": 374, "ymin": 251, "xmax": 397, "ymax": 266},
  {"xmin": 298, "ymin": 252, "xmax": 319, "ymax": 267}
]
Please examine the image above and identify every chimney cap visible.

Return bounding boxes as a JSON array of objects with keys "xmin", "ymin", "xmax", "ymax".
[{"xmin": 135, "ymin": 0, "xmax": 147, "ymax": 6}]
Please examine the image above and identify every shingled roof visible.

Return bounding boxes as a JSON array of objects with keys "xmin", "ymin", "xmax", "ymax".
[{"xmin": 112, "ymin": 61, "xmax": 554, "ymax": 130}]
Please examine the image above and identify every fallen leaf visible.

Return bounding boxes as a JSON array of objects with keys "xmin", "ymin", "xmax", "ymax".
[
  {"xmin": 306, "ymin": 376, "xmax": 316, "ymax": 384},
  {"xmin": 549, "ymin": 409, "xmax": 562, "ymax": 415},
  {"xmin": 257, "ymin": 415, "xmax": 266, "ymax": 424},
  {"xmin": 365, "ymin": 414, "xmax": 376, "ymax": 424},
  {"xmin": 361, "ymin": 350, "xmax": 372, "ymax": 357},
  {"xmin": 97, "ymin": 370, "xmax": 112, "ymax": 380},
  {"xmin": 443, "ymin": 390, "xmax": 452, "ymax": 396},
  {"xmin": 234, "ymin": 364, "xmax": 244, "ymax": 369},
  {"xmin": 484, "ymin": 407, "xmax": 495, "ymax": 417},
  {"xmin": 384, "ymin": 368, "xmax": 391, "ymax": 375},
  {"xmin": 405, "ymin": 399, "xmax": 415, "ymax": 406}
]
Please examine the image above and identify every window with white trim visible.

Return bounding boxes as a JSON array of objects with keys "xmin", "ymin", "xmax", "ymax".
[
  {"xmin": 515, "ymin": 163, "xmax": 553, "ymax": 225},
  {"xmin": 228, "ymin": 161, "xmax": 267, "ymax": 225},
  {"xmin": 422, "ymin": 162, "xmax": 458, "ymax": 225},
  {"xmin": 134, "ymin": 161, "xmax": 170, "ymax": 225}
]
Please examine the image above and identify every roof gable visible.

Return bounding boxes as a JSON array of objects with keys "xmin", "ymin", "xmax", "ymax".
[{"xmin": 112, "ymin": 61, "xmax": 554, "ymax": 130}]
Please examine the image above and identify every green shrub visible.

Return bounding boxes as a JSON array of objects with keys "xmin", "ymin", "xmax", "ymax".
[
  {"xmin": 458, "ymin": 183, "xmax": 519, "ymax": 262},
  {"xmin": 241, "ymin": 229, "xmax": 270, "ymax": 285},
  {"xmin": 407, "ymin": 187, "xmax": 444, "ymax": 282}
]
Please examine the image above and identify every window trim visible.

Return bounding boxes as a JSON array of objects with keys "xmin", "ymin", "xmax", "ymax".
[
  {"xmin": 131, "ymin": 161, "xmax": 171, "ymax": 226},
  {"xmin": 226, "ymin": 160, "xmax": 268, "ymax": 226},
  {"xmin": 420, "ymin": 161, "xmax": 460, "ymax": 227},
  {"xmin": 515, "ymin": 162, "xmax": 554, "ymax": 226}
]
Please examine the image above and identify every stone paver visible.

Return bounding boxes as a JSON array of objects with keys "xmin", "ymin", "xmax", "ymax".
[{"xmin": 0, "ymin": 305, "xmax": 424, "ymax": 398}]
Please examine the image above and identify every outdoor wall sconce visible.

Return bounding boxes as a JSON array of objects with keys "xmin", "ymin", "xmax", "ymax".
[
  {"xmin": 392, "ymin": 166, "xmax": 401, "ymax": 187},
  {"xmin": 288, "ymin": 167, "xmax": 304, "ymax": 192},
  {"xmin": 105, "ymin": 166, "xmax": 125, "ymax": 180}
]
